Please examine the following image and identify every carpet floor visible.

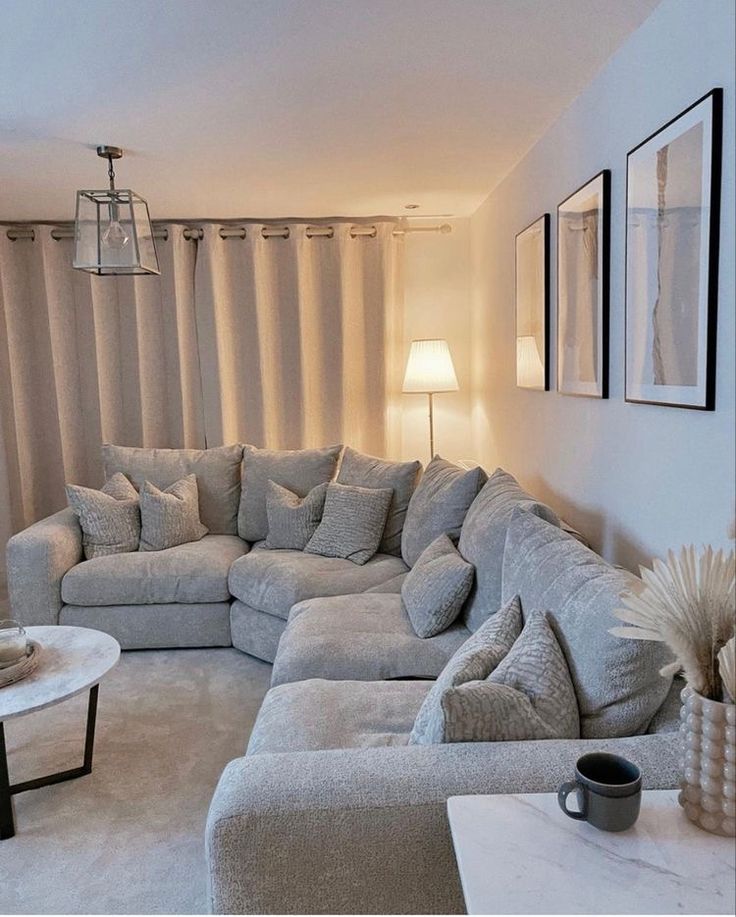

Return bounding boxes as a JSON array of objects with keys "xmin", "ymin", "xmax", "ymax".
[{"xmin": 0, "ymin": 647, "xmax": 272, "ymax": 914}]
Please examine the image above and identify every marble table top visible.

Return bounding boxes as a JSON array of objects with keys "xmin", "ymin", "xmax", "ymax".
[
  {"xmin": 447, "ymin": 790, "xmax": 736, "ymax": 915},
  {"xmin": 0, "ymin": 626, "xmax": 120, "ymax": 721}
]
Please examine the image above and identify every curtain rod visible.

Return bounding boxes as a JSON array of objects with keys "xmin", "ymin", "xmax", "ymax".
[{"xmin": 4, "ymin": 222, "xmax": 452, "ymax": 242}]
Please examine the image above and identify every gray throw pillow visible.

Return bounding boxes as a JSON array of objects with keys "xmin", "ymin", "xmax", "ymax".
[
  {"xmin": 409, "ymin": 596, "xmax": 522, "ymax": 744},
  {"xmin": 238, "ymin": 444, "xmax": 342, "ymax": 542},
  {"xmin": 402, "ymin": 457, "xmax": 487, "ymax": 567},
  {"xmin": 458, "ymin": 467, "xmax": 560, "ymax": 632},
  {"xmin": 66, "ymin": 473, "xmax": 140, "ymax": 559},
  {"xmin": 402, "ymin": 534, "xmax": 474, "ymax": 638},
  {"xmin": 410, "ymin": 601, "xmax": 579, "ymax": 744},
  {"xmin": 336, "ymin": 447, "xmax": 421, "ymax": 556},
  {"xmin": 102, "ymin": 443, "xmax": 243, "ymax": 535},
  {"xmin": 305, "ymin": 482, "xmax": 393, "ymax": 565},
  {"xmin": 139, "ymin": 474, "xmax": 209, "ymax": 552},
  {"xmin": 502, "ymin": 507, "xmax": 674, "ymax": 739},
  {"xmin": 264, "ymin": 481, "xmax": 328, "ymax": 551}
]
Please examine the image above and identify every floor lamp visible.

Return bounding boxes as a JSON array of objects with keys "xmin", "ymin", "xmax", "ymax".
[{"xmin": 402, "ymin": 339, "xmax": 459, "ymax": 458}]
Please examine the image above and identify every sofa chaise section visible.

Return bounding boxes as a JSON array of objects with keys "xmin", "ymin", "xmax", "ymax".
[
  {"xmin": 228, "ymin": 544, "xmax": 408, "ymax": 662},
  {"xmin": 271, "ymin": 594, "xmax": 469, "ymax": 686}
]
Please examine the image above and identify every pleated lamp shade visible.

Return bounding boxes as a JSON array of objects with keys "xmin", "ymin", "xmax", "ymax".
[{"xmin": 402, "ymin": 339, "xmax": 459, "ymax": 393}]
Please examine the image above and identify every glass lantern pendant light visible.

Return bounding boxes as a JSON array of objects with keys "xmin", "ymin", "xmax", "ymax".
[{"xmin": 73, "ymin": 145, "xmax": 160, "ymax": 275}]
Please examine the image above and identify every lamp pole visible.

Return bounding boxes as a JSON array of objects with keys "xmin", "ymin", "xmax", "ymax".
[{"xmin": 427, "ymin": 391, "xmax": 435, "ymax": 458}]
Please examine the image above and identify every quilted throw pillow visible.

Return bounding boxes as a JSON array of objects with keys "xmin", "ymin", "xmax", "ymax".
[
  {"xmin": 139, "ymin": 474, "xmax": 209, "ymax": 552},
  {"xmin": 66, "ymin": 472, "xmax": 141, "ymax": 559},
  {"xmin": 409, "ymin": 598, "xmax": 579, "ymax": 744},
  {"xmin": 264, "ymin": 481, "xmax": 328, "ymax": 551},
  {"xmin": 305, "ymin": 482, "xmax": 393, "ymax": 565},
  {"xmin": 402, "ymin": 534, "xmax": 474, "ymax": 638}
]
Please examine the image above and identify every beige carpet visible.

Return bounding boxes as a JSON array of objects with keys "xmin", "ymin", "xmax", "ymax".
[{"xmin": 0, "ymin": 648, "xmax": 272, "ymax": 914}]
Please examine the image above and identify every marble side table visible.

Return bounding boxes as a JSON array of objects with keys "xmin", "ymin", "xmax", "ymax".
[
  {"xmin": 447, "ymin": 790, "xmax": 735, "ymax": 914},
  {"xmin": 0, "ymin": 625, "xmax": 120, "ymax": 839}
]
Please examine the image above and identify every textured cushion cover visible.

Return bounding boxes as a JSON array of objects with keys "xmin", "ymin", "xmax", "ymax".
[
  {"xmin": 337, "ymin": 446, "xmax": 421, "ymax": 556},
  {"xmin": 228, "ymin": 544, "xmax": 408, "ymax": 619},
  {"xmin": 401, "ymin": 457, "xmax": 486, "ymax": 567},
  {"xmin": 305, "ymin": 482, "xmax": 393, "ymax": 565},
  {"xmin": 65, "ymin": 472, "xmax": 140, "ymax": 559},
  {"xmin": 409, "ymin": 596, "xmax": 522, "ymax": 743},
  {"xmin": 502, "ymin": 508, "xmax": 674, "ymax": 738},
  {"xmin": 401, "ymin": 534, "xmax": 474, "ymax": 638},
  {"xmin": 458, "ymin": 467, "xmax": 560, "ymax": 632},
  {"xmin": 62, "ymin": 534, "xmax": 247, "ymax": 605},
  {"xmin": 102, "ymin": 443, "xmax": 243, "ymax": 535},
  {"xmin": 411, "ymin": 608, "xmax": 579, "ymax": 745},
  {"xmin": 247, "ymin": 679, "xmax": 431, "ymax": 755},
  {"xmin": 271, "ymin": 592, "xmax": 470, "ymax": 686},
  {"xmin": 238, "ymin": 444, "xmax": 342, "ymax": 542},
  {"xmin": 264, "ymin": 481, "xmax": 328, "ymax": 551},
  {"xmin": 139, "ymin": 474, "xmax": 208, "ymax": 551}
]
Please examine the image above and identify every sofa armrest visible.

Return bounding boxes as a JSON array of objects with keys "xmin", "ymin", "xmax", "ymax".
[
  {"xmin": 206, "ymin": 733, "xmax": 680, "ymax": 915},
  {"xmin": 6, "ymin": 508, "xmax": 83, "ymax": 626}
]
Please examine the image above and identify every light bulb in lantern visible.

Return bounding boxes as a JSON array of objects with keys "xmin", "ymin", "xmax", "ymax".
[{"xmin": 101, "ymin": 218, "xmax": 129, "ymax": 251}]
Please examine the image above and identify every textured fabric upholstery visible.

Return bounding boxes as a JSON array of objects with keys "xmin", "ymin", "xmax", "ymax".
[
  {"xmin": 401, "ymin": 534, "xmax": 474, "ymax": 638},
  {"xmin": 206, "ymin": 732, "xmax": 680, "ymax": 915},
  {"xmin": 230, "ymin": 602, "xmax": 286, "ymax": 664},
  {"xmin": 139, "ymin": 474, "xmax": 209, "ymax": 552},
  {"xmin": 502, "ymin": 509, "xmax": 674, "ymax": 738},
  {"xmin": 247, "ymin": 679, "xmax": 430, "ymax": 755},
  {"xmin": 458, "ymin": 467, "xmax": 560, "ymax": 632},
  {"xmin": 337, "ymin": 446, "xmax": 421, "ymax": 556},
  {"xmin": 65, "ymin": 472, "xmax": 140, "ymax": 559},
  {"xmin": 59, "ymin": 602, "xmax": 232, "ymax": 649},
  {"xmin": 271, "ymin": 593, "xmax": 469, "ymax": 686},
  {"xmin": 238, "ymin": 444, "xmax": 342, "ymax": 542},
  {"xmin": 102, "ymin": 443, "xmax": 243, "ymax": 535},
  {"xmin": 228, "ymin": 544, "xmax": 407, "ymax": 619},
  {"xmin": 365, "ymin": 572, "xmax": 408, "ymax": 594},
  {"xmin": 61, "ymin": 534, "xmax": 247, "ymax": 606},
  {"xmin": 305, "ymin": 483, "xmax": 393, "ymax": 565},
  {"xmin": 411, "ymin": 607, "xmax": 579, "ymax": 744},
  {"xmin": 263, "ymin": 481, "xmax": 328, "ymax": 551},
  {"xmin": 6, "ymin": 508, "xmax": 83, "ymax": 626},
  {"xmin": 401, "ymin": 457, "xmax": 486, "ymax": 567}
]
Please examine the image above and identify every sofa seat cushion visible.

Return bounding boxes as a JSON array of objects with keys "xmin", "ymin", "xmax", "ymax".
[
  {"xmin": 227, "ymin": 544, "xmax": 408, "ymax": 619},
  {"xmin": 247, "ymin": 679, "xmax": 431, "ymax": 755},
  {"xmin": 271, "ymin": 593, "xmax": 470, "ymax": 686},
  {"xmin": 61, "ymin": 534, "xmax": 248, "ymax": 606}
]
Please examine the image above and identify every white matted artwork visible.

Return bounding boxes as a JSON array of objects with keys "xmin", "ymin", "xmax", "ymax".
[
  {"xmin": 557, "ymin": 170, "xmax": 610, "ymax": 398},
  {"xmin": 625, "ymin": 89, "xmax": 722, "ymax": 410},
  {"xmin": 515, "ymin": 214, "xmax": 549, "ymax": 391}
]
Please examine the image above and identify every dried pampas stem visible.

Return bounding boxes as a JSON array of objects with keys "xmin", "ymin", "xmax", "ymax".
[{"xmin": 719, "ymin": 636, "xmax": 736, "ymax": 704}]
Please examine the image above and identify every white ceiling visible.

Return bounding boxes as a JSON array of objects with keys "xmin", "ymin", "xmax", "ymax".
[{"xmin": 0, "ymin": 0, "xmax": 660, "ymax": 222}]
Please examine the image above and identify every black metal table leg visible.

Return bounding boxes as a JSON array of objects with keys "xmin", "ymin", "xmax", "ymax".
[
  {"xmin": 0, "ymin": 721, "xmax": 15, "ymax": 840},
  {"xmin": 0, "ymin": 684, "xmax": 100, "ymax": 840}
]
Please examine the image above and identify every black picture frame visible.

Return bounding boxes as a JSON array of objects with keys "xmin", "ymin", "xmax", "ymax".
[
  {"xmin": 624, "ymin": 88, "xmax": 722, "ymax": 410},
  {"xmin": 557, "ymin": 170, "xmax": 611, "ymax": 399},
  {"xmin": 515, "ymin": 213, "xmax": 550, "ymax": 391}
]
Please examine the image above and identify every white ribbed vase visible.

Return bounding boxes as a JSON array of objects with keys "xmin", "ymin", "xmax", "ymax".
[{"xmin": 678, "ymin": 686, "xmax": 736, "ymax": 837}]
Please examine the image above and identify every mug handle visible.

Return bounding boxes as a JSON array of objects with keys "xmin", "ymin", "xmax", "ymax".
[{"xmin": 558, "ymin": 781, "xmax": 586, "ymax": 820}]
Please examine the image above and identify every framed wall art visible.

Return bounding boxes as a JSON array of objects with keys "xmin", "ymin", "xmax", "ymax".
[
  {"xmin": 515, "ymin": 213, "xmax": 550, "ymax": 391},
  {"xmin": 625, "ymin": 88, "xmax": 722, "ymax": 410},
  {"xmin": 557, "ymin": 170, "xmax": 610, "ymax": 398}
]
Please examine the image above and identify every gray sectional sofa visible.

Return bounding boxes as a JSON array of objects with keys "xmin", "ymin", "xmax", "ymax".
[{"xmin": 5, "ymin": 444, "xmax": 682, "ymax": 915}]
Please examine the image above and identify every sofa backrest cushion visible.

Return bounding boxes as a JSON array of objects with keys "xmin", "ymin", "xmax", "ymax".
[
  {"xmin": 501, "ymin": 508, "xmax": 674, "ymax": 739},
  {"xmin": 102, "ymin": 443, "xmax": 243, "ymax": 535},
  {"xmin": 401, "ymin": 456, "xmax": 487, "ymax": 567},
  {"xmin": 336, "ymin": 446, "xmax": 421, "ymax": 556},
  {"xmin": 458, "ymin": 468, "xmax": 560, "ymax": 632},
  {"xmin": 238, "ymin": 444, "xmax": 342, "ymax": 542}
]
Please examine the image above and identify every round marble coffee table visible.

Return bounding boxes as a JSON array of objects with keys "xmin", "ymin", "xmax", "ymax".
[{"xmin": 0, "ymin": 625, "xmax": 120, "ymax": 839}]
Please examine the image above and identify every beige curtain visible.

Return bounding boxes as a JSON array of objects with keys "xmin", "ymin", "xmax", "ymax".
[{"xmin": 0, "ymin": 220, "xmax": 403, "ymax": 588}]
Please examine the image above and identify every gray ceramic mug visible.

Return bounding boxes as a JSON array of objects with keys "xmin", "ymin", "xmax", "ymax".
[{"xmin": 558, "ymin": 752, "xmax": 642, "ymax": 832}]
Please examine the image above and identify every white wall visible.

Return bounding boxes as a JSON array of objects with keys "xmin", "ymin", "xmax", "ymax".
[
  {"xmin": 469, "ymin": 0, "xmax": 735, "ymax": 570},
  {"xmin": 401, "ymin": 219, "xmax": 474, "ymax": 465}
]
